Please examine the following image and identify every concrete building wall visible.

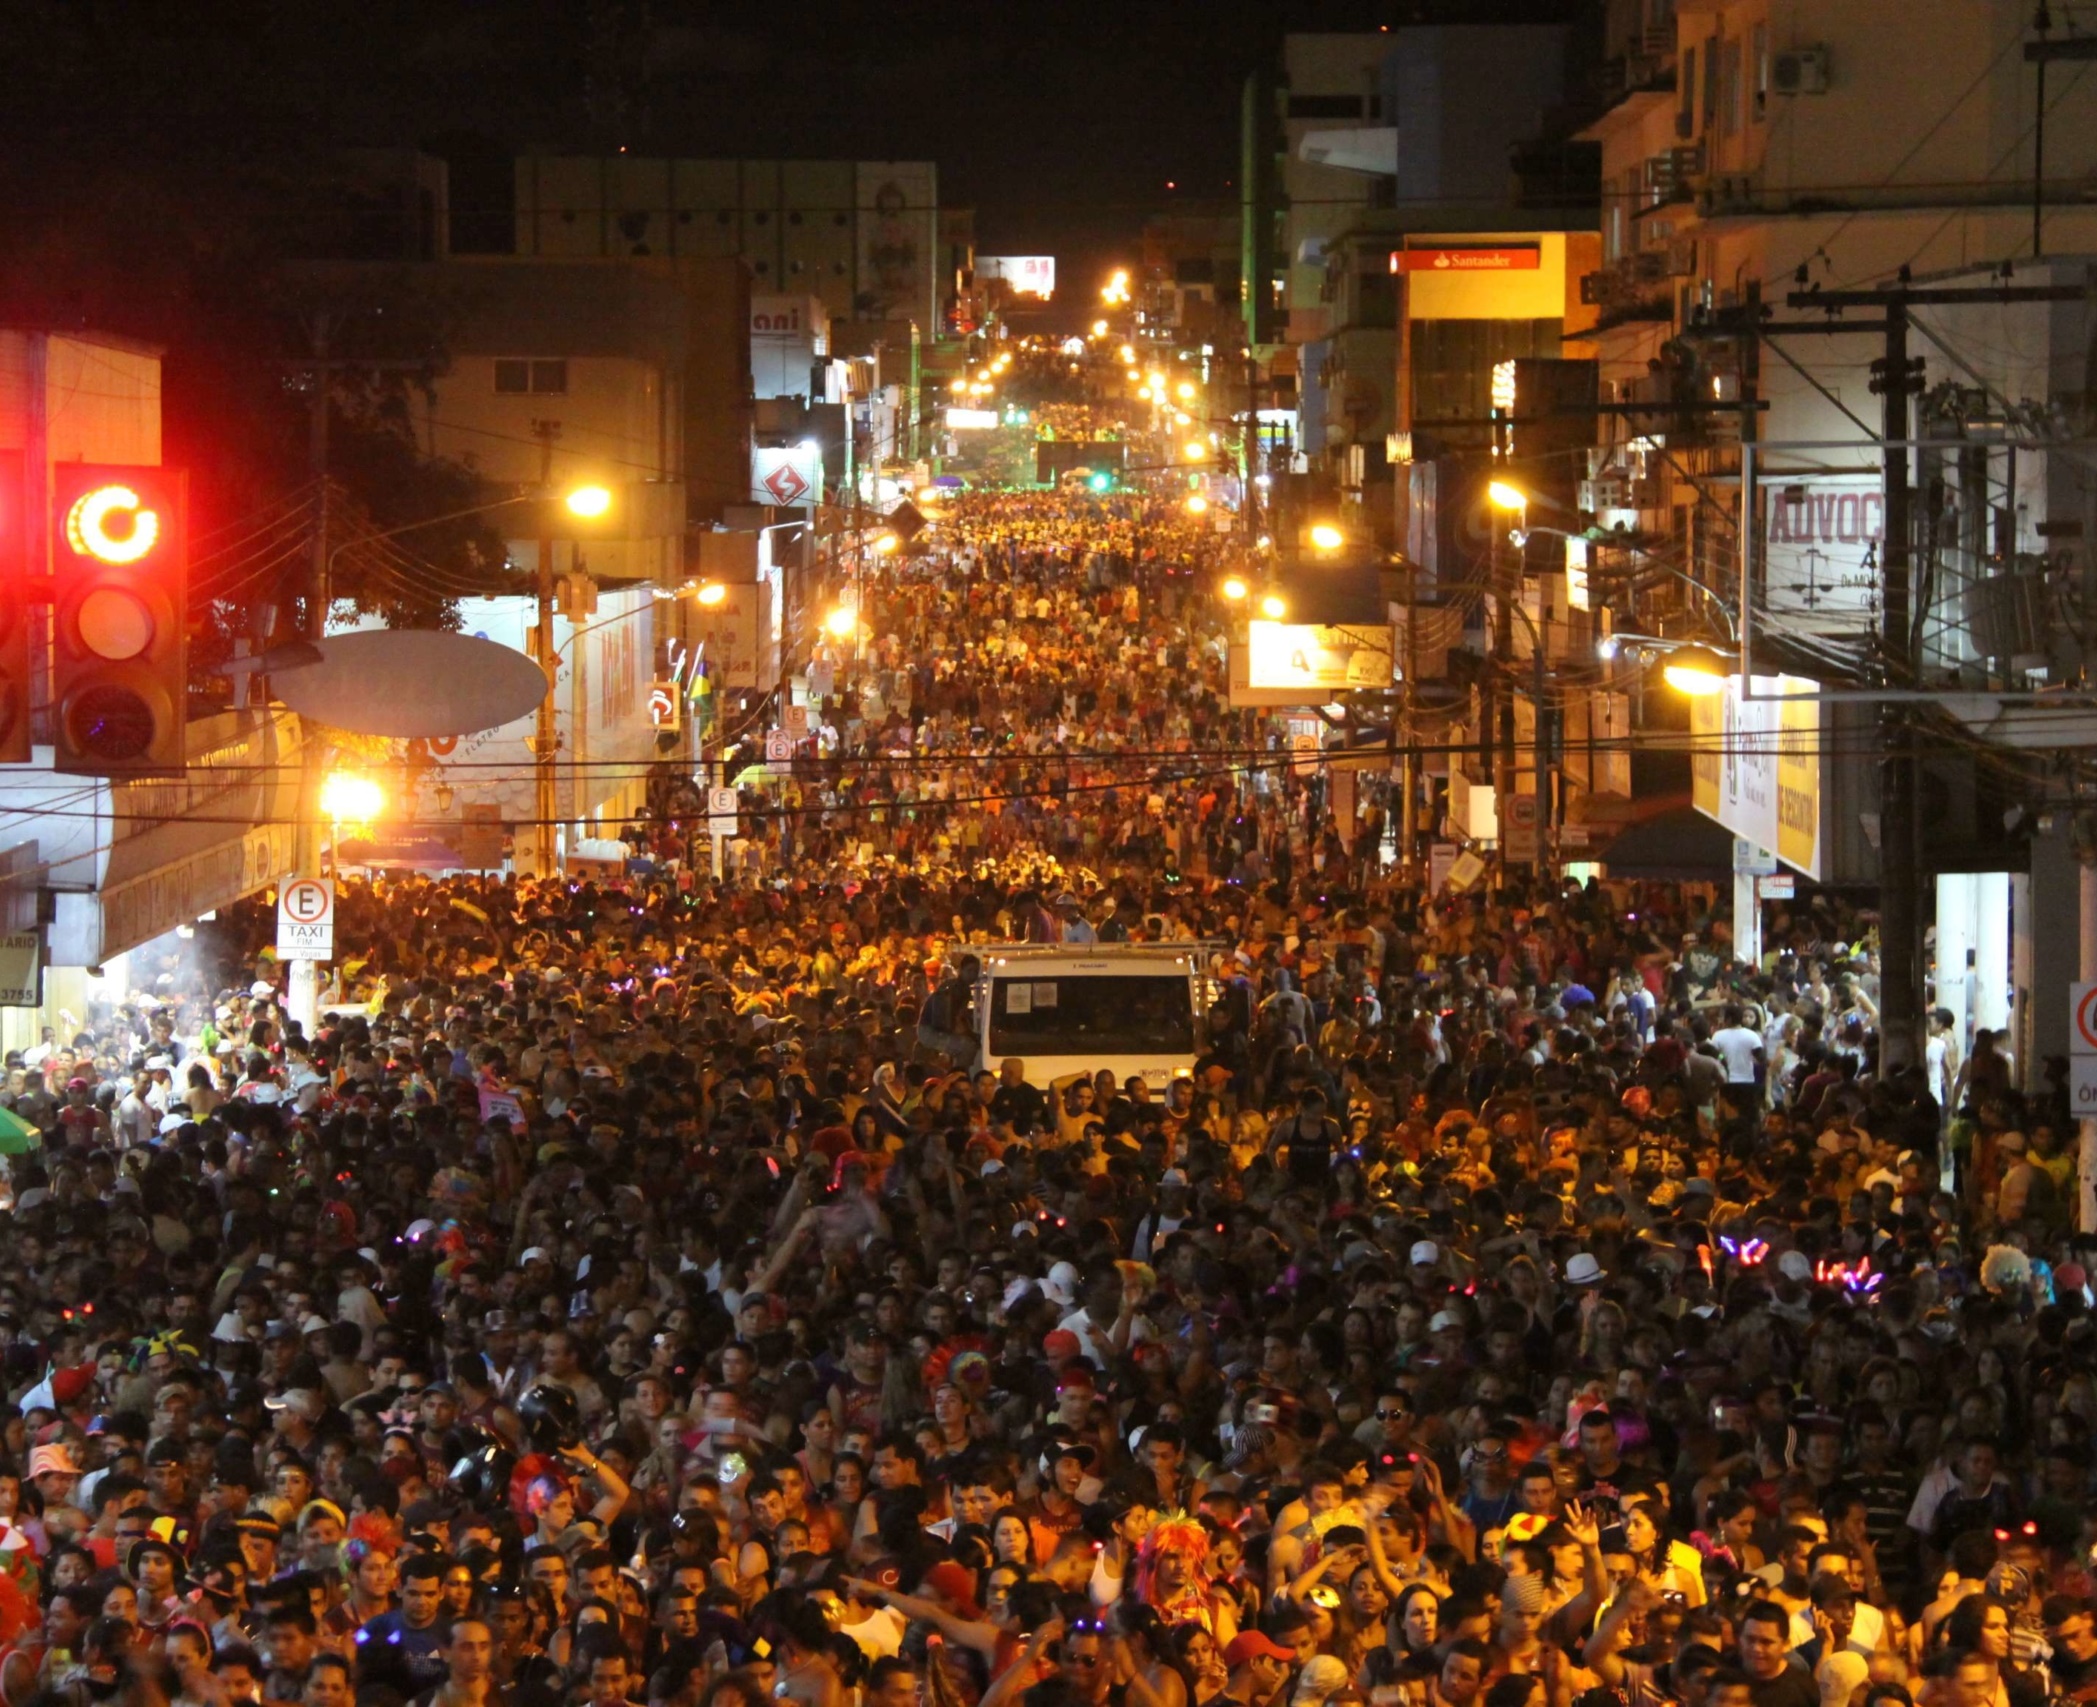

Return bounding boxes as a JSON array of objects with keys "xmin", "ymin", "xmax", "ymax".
[
  {"xmin": 513, "ymin": 156, "xmax": 936, "ymax": 337},
  {"xmin": 1277, "ymin": 34, "xmax": 1390, "ymax": 346}
]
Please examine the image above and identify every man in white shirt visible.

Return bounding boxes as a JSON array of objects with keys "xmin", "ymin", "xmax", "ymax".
[{"xmin": 1710, "ymin": 1003, "xmax": 1766, "ymax": 1102}]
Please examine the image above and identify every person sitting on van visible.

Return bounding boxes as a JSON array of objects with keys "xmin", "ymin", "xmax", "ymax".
[{"xmin": 918, "ymin": 956, "xmax": 980, "ymax": 1065}]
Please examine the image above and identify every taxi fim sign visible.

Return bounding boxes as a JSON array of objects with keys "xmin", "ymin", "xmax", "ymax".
[{"xmin": 276, "ymin": 876, "xmax": 335, "ymax": 962}]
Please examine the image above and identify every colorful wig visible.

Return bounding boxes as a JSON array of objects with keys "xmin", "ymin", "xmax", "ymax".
[{"xmin": 1134, "ymin": 1514, "xmax": 1210, "ymax": 1606}]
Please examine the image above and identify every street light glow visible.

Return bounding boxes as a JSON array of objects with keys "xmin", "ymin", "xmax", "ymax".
[
  {"xmin": 1259, "ymin": 592, "xmax": 1287, "ymax": 619},
  {"xmin": 1309, "ymin": 523, "xmax": 1345, "ymax": 551},
  {"xmin": 1177, "ymin": 382, "xmax": 1196, "ymax": 400},
  {"xmin": 823, "ymin": 606, "xmax": 858, "ymax": 639},
  {"xmin": 1184, "ymin": 442, "xmax": 1207, "ymax": 461},
  {"xmin": 1185, "ymin": 494, "xmax": 1208, "ymax": 515},
  {"xmin": 565, "ymin": 485, "xmax": 613, "ymax": 518},
  {"xmin": 696, "ymin": 581, "xmax": 728, "ymax": 607},
  {"xmin": 1487, "ymin": 480, "xmax": 1527, "ymax": 511},
  {"xmin": 1221, "ymin": 576, "xmax": 1248, "ymax": 601},
  {"xmin": 874, "ymin": 532, "xmax": 901, "ymax": 555},
  {"xmin": 319, "ymin": 773, "xmax": 383, "ymax": 822},
  {"xmin": 1662, "ymin": 645, "xmax": 1732, "ymax": 696}
]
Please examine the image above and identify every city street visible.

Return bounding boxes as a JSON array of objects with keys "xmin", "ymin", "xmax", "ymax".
[{"xmin": 0, "ymin": 6, "xmax": 2095, "ymax": 1707}]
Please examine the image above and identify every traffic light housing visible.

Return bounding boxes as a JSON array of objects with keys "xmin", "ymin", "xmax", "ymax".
[
  {"xmin": 49, "ymin": 464, "xmax": 187, "ymax": 774},
  {"xmin": 0, "ymin": 450, "xmax": 29, "ymax": 764}
]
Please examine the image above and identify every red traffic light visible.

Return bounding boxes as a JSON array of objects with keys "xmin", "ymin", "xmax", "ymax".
[
  {"xmin": 0, "ymin": 450, "xmax": 26, "ymax": 763},
  {"xmin": 50, "ymin": 464, "xmax": 187, "ymax": 774}
]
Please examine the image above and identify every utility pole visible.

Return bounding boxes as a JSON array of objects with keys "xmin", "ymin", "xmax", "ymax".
[
  {"xmin": 307, "ymin": 313, "xmax": 332, "ymax": 642},
  {"xmin": 2023, "ymin": 8, "xmax": 2097, "ymax": 259},
  {"xmin": 1877, "ymin": 295, "xmax": 1923, "ymax": 1075},
  {"xmin": 531, "ymin": 418, "xmax": 562, "ymax": 878}
]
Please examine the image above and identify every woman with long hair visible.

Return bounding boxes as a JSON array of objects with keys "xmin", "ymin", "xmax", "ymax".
[{"xmin": 1620, "ymin": 1496, "xmax": 1705, "ymax": 1607}]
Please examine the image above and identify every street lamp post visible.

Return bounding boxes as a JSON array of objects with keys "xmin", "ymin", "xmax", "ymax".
[{"xmin": 1487, "ymin": 482, "xmax": 1528, "ymax": 874}]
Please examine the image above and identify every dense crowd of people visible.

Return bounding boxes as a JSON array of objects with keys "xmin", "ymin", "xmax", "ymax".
[{"xmin": 0, "ymin": 486, "xmax": 2090, "ymax": 1707}]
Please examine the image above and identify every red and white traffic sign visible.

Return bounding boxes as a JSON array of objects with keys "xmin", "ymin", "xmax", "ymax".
[
  {"xmin": 276, "ymin": 876, "xmax": 336, "ymax": 962},
  {"xmin": 2071, "ymin": 982, "xmax": 2097, "ymax": 1117},
  {"xmin": 2075, "ymin": 981, "xmax": 2097, "ymax": 1054}
]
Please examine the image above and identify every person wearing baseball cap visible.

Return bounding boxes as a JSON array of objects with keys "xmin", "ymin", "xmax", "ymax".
[{"xmin": 1219, "ymin": 1632, "xmax": 1294, "ymax": 1707}]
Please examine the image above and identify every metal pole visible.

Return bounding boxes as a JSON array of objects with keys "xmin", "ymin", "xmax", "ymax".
[
  {"xmin": 308, "ymin": 314, "xmax": 331, "ymax": 642},
  {"xmin": 2082, "ymin": 855, "xmax": 2097, "ymax": 1231},
  {"xmin": 2035, "ymin": 2, "xmax": 2051, "ymax": 260},
  {"xmin": 1879, "ymin": 298, "xmax": 1923, "ymax": 1073},
  {"xmin": 532, "ymin": 420, "xmax": 561, "ymax": 878}
]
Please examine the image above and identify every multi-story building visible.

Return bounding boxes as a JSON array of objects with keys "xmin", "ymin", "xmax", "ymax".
[
  {"xmin": 1570, "ymin": 0, "xmax": 2097, "ymax": 1073},
  {"xmin": 1241, "ymin": 33, "xmax": 1391, "ymax": 358},
  {"xmin": 508, "ymin": 156, "xmax": 942, "ymax": 347}
]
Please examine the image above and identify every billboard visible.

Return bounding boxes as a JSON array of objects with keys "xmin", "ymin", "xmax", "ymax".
[
  {"xmin": 752, "ymin": 445, "xmax": 822, "ymax": 508},
  {"xmin": 1689, "ymin": 672, "xmax": 1824, "ymax": 878},
  {"xmin": 1234, "ymin": 622, "xmax": 1395, "ymax": 706},
  {"xmin": 1760, "ymin": 474, "xmax": 1882, "ymax": 635},
  {"xmin": 980, "ymin": 256, "xmax": 1057, "ymax": 298}
]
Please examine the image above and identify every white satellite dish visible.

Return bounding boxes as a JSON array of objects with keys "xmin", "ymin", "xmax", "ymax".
[{"xmin": 272, "ymin": 630, "xmax": 547, "ymax": 737}]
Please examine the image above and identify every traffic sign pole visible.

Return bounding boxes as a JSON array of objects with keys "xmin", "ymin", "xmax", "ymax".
[{"xmin": 2081, "ymin": 862, "xmax": 2097, "ymax": 1231}]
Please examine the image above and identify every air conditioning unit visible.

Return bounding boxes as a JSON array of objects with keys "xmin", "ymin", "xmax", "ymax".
[{"xmin": 1772, "ymin": 46, "xmax": 1829, "ymax": 94}]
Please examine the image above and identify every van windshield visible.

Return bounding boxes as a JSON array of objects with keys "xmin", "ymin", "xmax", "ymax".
[{"xmin": 987, "ymin": 974, "xmax": 1196, "ymax": 1056}]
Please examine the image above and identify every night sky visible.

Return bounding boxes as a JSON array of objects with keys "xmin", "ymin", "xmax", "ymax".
[{"xmin": 0, "ymin": 0, "xmax": 1584, "ymax": 306}]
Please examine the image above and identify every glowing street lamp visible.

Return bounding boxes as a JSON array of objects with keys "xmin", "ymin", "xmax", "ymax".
[
  {"xmin": 1309, "ymin": 523, "xmax": 1345, "ymax": 552},
  {"xmin": 1661, "ymin": 644, "xmax": 1733, "ymax": 697},
  {"xmin": 1487, "ymin": 480, "xmax": 1528, "ymax": 512},
  {"xmin": 1184, "ymin": 442, "xmax": 1207, "ymax": 462},
  {"xmin": 1221, "ymin": 575, "xmax": 1248, "ymax": 602},
  {"xmin": 565, "ymin": 485, "xmax": 614, "ymax": 519},
  {"xmin": 319, "ymin": 772, "xmax": 383, "ymax": 823},
  {"xmin": 696, "ymin": 581, "xmax": 729, "ymax": 607},
  {"xmin": 1259, "ymin": 592, "xmax": 1288, "ymax": 620},
  {"xmin": 1185, "ymin": 494, "xmax": 1209, "ymax": 516},
  {"xmin": 823, "ymin": 606, "xmax": 858, "ymax": 640},
  {"xmin": 873, "ymin": 532, "xmax": 902, "ymax": 556}
]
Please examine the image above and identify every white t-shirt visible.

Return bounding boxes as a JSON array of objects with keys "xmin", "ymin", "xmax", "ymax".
[{"xmin": 1711, "ymin": 1026, "xmax": 1763, "ymax": 1084}]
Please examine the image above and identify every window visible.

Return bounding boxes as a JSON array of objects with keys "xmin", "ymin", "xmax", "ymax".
[
  {"xmin": 1287, "ymin": 93, "xmax": 1364, "ymax": 119},
  {"xmin": 1752, "ymin": 23, "xmax": 1769, "ymax": 120},
  {"xmin": 987, "ymin": 976, "xmax": 1196, "ymax": 1057},
  {"xmin": 1720, "ymin": 38, "xmax": 1742, "ymax": 137},
  {"xmin": 1677, "ymin": 45, "xmax": 1696, "ymax": 137},
  {"xmin": 494, "ymin": 359, "xmax": 565, "ymax": 394}
]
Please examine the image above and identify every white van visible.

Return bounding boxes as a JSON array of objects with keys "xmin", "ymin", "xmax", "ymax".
[{"xmin": 961, "ymin": 943, "xmax": 1215, "ymax": 1089}]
